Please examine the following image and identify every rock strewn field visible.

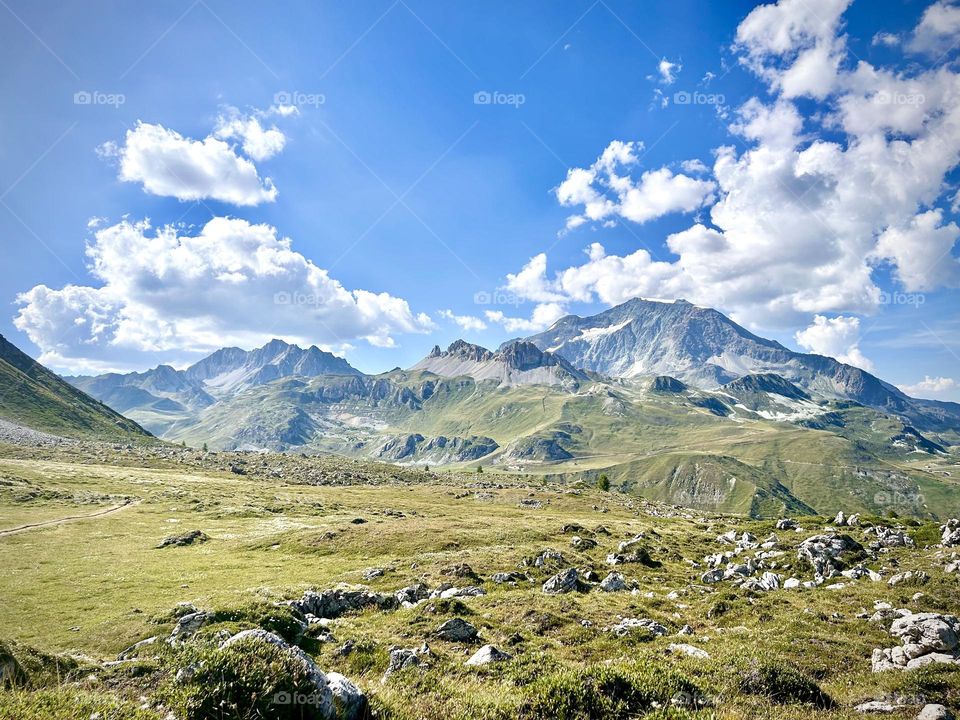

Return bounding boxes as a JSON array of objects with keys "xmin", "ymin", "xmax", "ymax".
[{"xmin": 1, "ymin": 438, "xmax": 960, "ymax": 719}]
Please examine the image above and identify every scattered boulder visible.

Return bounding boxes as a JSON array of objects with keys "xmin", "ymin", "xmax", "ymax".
[
  {"xmin": 872, "ymin": 612, "xmax": 960, "ymax": 672},
  {"xmin": 776, "ymin": 519, "xmax": 799, "ymax": 531},
  {"xmin": 441, "ymin": 564, "xmax": 480, "ymax": 581},
  {"xmin": 866, "ymin": 526, "xmax": 914, "ymax": 549},
  {"xmin": 668, "ymin": 643, "xmax": 710, "ymax": 659},
  {"xmin": 156, "ymin": 530, "xmax": 208, "ymax": 548},
  {"xmin": 888, "ymin": 571, "xmax": 929, "ymax": 587},
  {"xmin": 941, "ymin": 520, "xmax": 960, "ymax": 547},
  {"xmin": 289, "ymin": 586, "xmax": 397, "ymax": 620},
  {"xmin": 465, "ymin": 644, "xmax": 511, "ymax": 666},
  {"xmin": 542, "ymin": 568, "xmax": 579, "ymax": 594},
  {"xmin": 740, "ymin": 572, "xmax": 782, "ymax": 593},
  {"xmin": 491, "ymin": 571, "xmax": 526, "ymax": 584},
  {"xmin": 599, "ymin": 572, "xmax": 628, "ymax": 592},
  {"xmin": 842, "ymin": 565, "xmax": 883, "ymax": 582},
  {"xmin": 612, "ymin": 618, "xmax": 668, "ymax": 638},
  {"xmin": 384, "ymin": 643, "xmax": 431, "ymax": 679},
  {"xmin": 797, "ymin": 533, "xmax": 865, "ymax": 581},
  {"xmin": 436, "ymin": 618, "xmax": 478, "ymax": 642},
  {"xmin": 917, "ymin": 705, "xmax": 954, "ymax": 720},
  {"xmin": 395, "ymin": 583, "xmax": 430, "ymax": 607},
  {"xmin": 169, "ymin": 611, "xmax": 212, "ymax": 643},
  {"xmin": 435, "ymin": 586, "xmax": 486, "ymax": 600},
  {"xmin": 570, "ymin": 536, "xmax": 597, "ymax": 550}
]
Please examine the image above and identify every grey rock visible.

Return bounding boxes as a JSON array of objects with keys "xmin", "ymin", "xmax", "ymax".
[
  {"xmin": 570, "ymin": 536, "xmax": 597, "ymax": 550},
  {"xmin": 395, "ymin": 583, "xmax": 430, "ymax": 606},
  {"xmin": 798, "ymin": 533, "xmax": 864, "ymax": 581},
  {"xmin": 917, "ymin": 704, "xmax": 954, "ymax": 720},
  {"xmin": 465, "ymin": 644, "xmax": 512, "ymax": 666},
  {"xmin": 855, "ymin": 700, "xmax": 898, "ymax": 713},
  {"xmin": 542, "ymin": 568, "xmax": 579, "ymax": 594},
  {"xmin": 667, "ymin": 643, "xmax": 710, "ymax": 659},
  {"xmin": 289, "ymin": 586, "xmax": 397, "ymax": 619},
  {"xmin": 599, "ymin": 572, "xmax": 627, "ymax": 592},
  {"xmin": 436, "ymin": 618, "xmax": 478, "ymax": 642},
  {"xmin": 156, "ymin": 530, "xmax": 208, "ymax": 548},
  {"xmin": 612, "ymin": 617, "xmax": 668, "ymax": 638},
  {"xmin": 168, "ymin": 611, "xmax": 212, "ymax": 643},
  {"xmin": 384, "ymin": 643, "xmax": 431, "ymax": 678}
]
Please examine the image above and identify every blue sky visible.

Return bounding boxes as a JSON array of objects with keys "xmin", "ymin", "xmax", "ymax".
[{"xmin": 1, "ymin": 0, "xmax": 959, "ymax": 400}]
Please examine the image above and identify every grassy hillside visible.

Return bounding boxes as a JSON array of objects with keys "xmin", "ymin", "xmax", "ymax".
[
  {"xmin": 0, "ymin": 334, "xmax": 150, "ymax": 441},
  {"xmin": 156, "ymin": 370, "xmax": 960, "ymax": 518}
]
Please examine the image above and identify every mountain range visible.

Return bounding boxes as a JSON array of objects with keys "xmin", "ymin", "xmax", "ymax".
[{"xmin": 3, "ymin": 297, "xmax": 959, "ymax": 517}]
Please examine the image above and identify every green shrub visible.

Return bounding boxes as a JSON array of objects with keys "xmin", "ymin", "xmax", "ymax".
[
  {"xmin": 160, "ymin": 636, "xmax": 326, "ymax": 720},
  {"xmin": 911, "ymin": 523, "xmax": 943, "ymax": 547},
  {"xmin": 737, "ymin": 659, "xmax": 834, "ymax": 708},
  {"xmin": 519, "ymin": 662, "xmax": 700, "ymax": 719},
  {"xmin": 208, "ymin": 601, "xmax": 305, "ymax": 643}
]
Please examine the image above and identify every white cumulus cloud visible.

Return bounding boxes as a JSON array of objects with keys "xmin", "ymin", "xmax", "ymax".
[
  {"xmin": 501, "ymin": 0, "xmax": 960, "ymax": 335},
  {"xmin": 907, "ymin": 0, "xmax": 960, "ymax": 55},
  {"xmin": 100, "ymin": 117, "xmax": 284, "ymax": 206},
  {"xmin": 898, "ymin": 375, "xmax": 958, "ymax": 397},
  {"xmin": 556, "ymin": 140, "xmax": 716, "ymax": 229},
  {"xmin": 794, "ymin": 315, "xmax": 875, "ymax": 370},
  {"xmin": 438, "ymin": 309, "xmax": 487, "ymax": 332},
  {"xmin": 14, "ymin": 217, "xmax": 433, "ymax": 371}
]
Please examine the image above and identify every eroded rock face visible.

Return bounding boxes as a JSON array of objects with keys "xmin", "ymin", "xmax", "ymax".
[
  {"xmin": 542, "ymin": 568, "xmax": 579, "ymax": 594},
  {"xmin": 941, "ymin": 520, "xmax": 960, "ymax": 547},
  {"xmin": 612, "ymin": 618, "xmax": 668, "ymax": 638},
  {"xmin": 798, "ymin": 533, "xmax": 865, "ymax": 581},
  {"xmin": 865, "ymin": 526, "xmax": 914, "ymax": 549},
  {"xmin": 218, "ymin": 629, "xmax": 367, "ymax": 719},
  {"xmin": 872, "ymin": 612, "xmax": 960, "ymax": 672},
  {"xmin": 289, "ymin": 586, "xmax": 397, "ymax": 620}
]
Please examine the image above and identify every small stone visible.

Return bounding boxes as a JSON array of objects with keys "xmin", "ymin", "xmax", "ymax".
[
  {"xmin": 465, "ymin": 644, "xmax": 511, "ymax": 666},
  {"xmin": 436, "ymin": 618, "xmax": 478, "ymax": 643},
  {"xmin": 668, "ymin": 643, "xmax": 710, "ymax": 659},
  {"xmin": 917, "ymin": 704, "xmax": 954, "ymax": 720}
]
